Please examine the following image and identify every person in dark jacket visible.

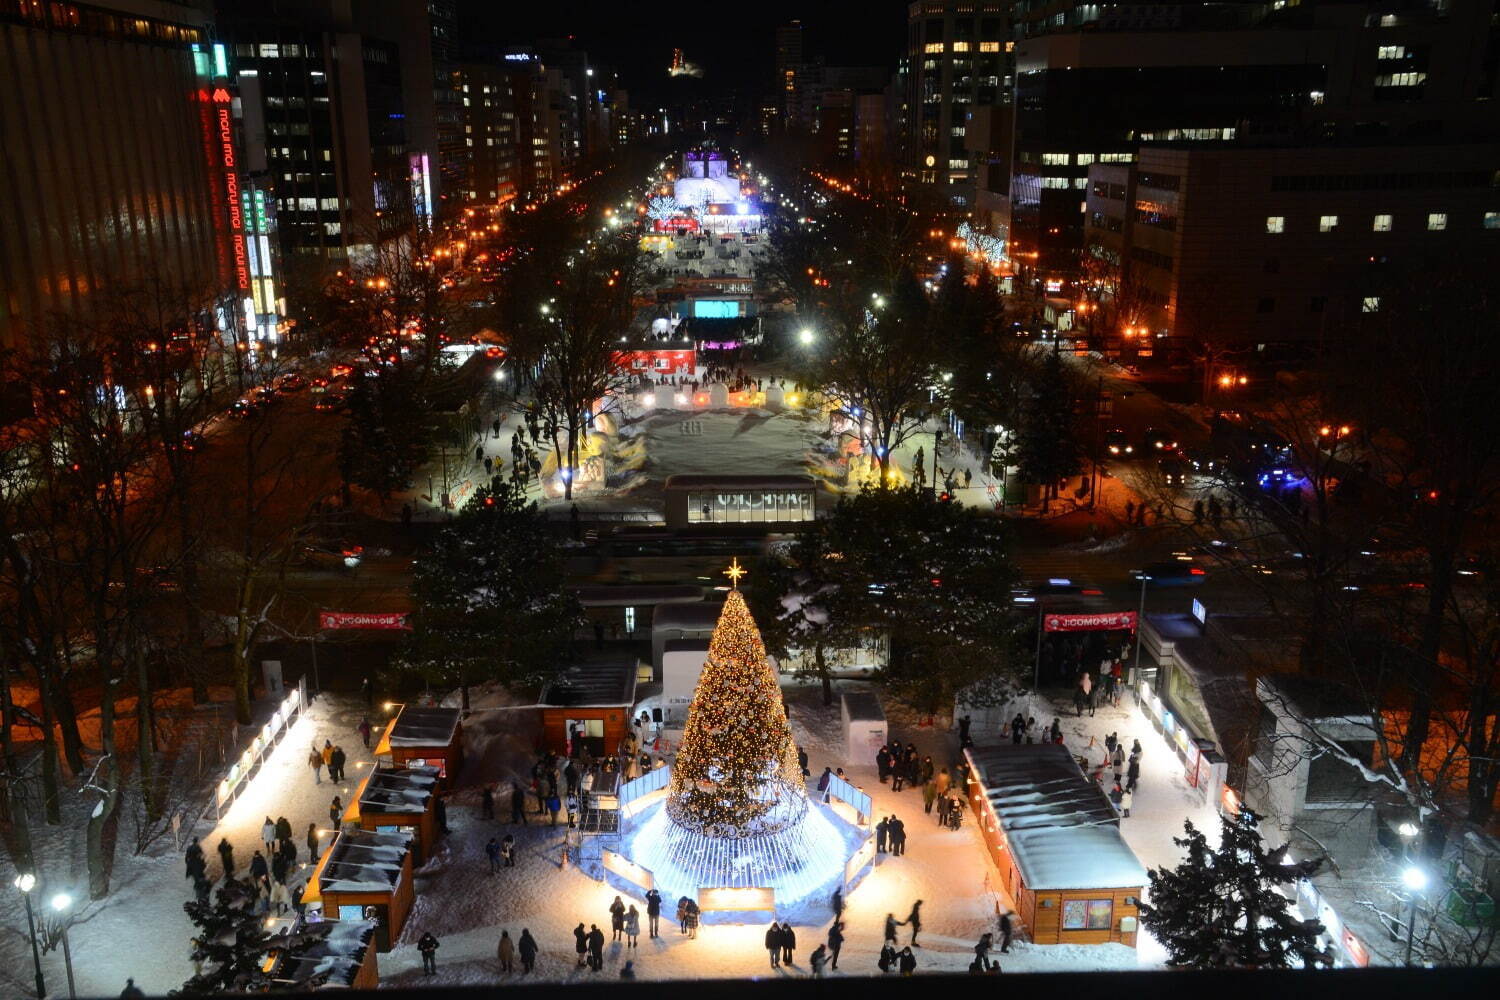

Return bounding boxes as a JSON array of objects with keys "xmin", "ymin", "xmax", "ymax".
[
  {"xmin": 905, "ymin": 900, "xmax": 924, "ymax": 946},
  {"xmin": 249, "ymin": 850, "xmax": 268, "ymax": 881},
  {"xmin": 828, "ymin": 920, "xmax": 845, "ymax": 970},
  {"xmin": 875, "ymin": 816, "xmax": 889, "ymax": 853},
  {"xmin": 765, "ymin": 922, "xmax": 782, "ymax": 968},
  {"xmin": 517, "ymin": 929, "xmax": 538, "ymax": 973},
  {"xmin": 486, "ymin": 838, "xmax": 501, "ymax": 874},
  {"xmin": 307, "ymin": 823, "xmax": 320, "ymax": 859},
  {"xmin": 481, "ymin": 786, "xmax": 495, "ymax": 819},
  {"xmin": 883, "ymin": 913, "xmax": 899, "ymax": 947},
  {"xmin": 329, "ymin": 745, "xmax": 346, "ymax": 782},
  {"xmin": 418, "ymin": 932, "xmax": 440, "ymax": 974},
  {"xmin": 817, "ymin": 766, "xmax": 833, "ymax": 802},
  {"xmin": 574, "ymin": 923, "xmax": 588, "ymax": 966},
  {"xmin": 998, "ymin": 910, "xmax": 1014, "ymax": 953},
  {"xmin": 645, "ymin": 889, "xmax": 662, "ymax": 937},
  {"xmin": 781, "ymin": 923, "xmax": 797, "ymax": 965},
  {"xmin": 217, "ymin": 838, "xmax": 235, "ymax": 878},
  {"xmin": 831, "ymin": 887, "xmax": 844, "ymax": 920},
  {"xmin": 185, "ymin": 838, "xmax": 206, "ymax": 881},
  {"xmin": 609, "ymin": 895, "xmax": 626, "ymax": 941},
  {"xmin": 274, "ymin": 815, "xmax": 293, "ymax": 842},
  {"xmin": 876, "ymin": 745, "xmax": 892, "ymax": 782},
  {"xmin": 898, "ymin": 946, "xmax": 917, "ymax": 975},
  {"xmin": 511, "ymin": 782, "xmax": 527, "ymax": 825},
  {"xmin": 889, "ymin": 816, "xmax": 907, "ymax": 856},
  {"xmin": 586, "ymin": 924, "xmax": 605, "ymax": 971}
]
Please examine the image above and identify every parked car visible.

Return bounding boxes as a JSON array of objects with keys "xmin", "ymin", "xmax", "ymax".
[
  {"xmin": 313, "ymin": 393, "xmax": 347, "ymax": 412},
  {"xmin": 277, "ymin": 373, "xmax": 307, "ymax": 393},
  {"xmin": 1158, "ymin": 457, "xmax": 1189, "ymax": 486},
  {"xmin": 310, "ymin": 376, "xmax": 330, "ymax": 394},
  {"xmin": 252, "ymin": 385, "xmax": 278, "ymax": 405},
  {"xmin": 229, "ymin": 398, "xmax": 258, "ymax": 419}
]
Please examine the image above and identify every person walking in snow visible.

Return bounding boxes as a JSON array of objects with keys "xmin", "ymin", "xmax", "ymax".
[
  {"xmin": 875, "ymin": 816, "xmax": 889, "ymax": 853},
  {"xmin": 878, "ymin": 942, "xmax": 896, "ymax": 973},
  {"xmin": 481, "ymin": 786, "xmax": 495, "ymax": 820},
  {"xmin": 262, "ymin": 817, "xmax": 276, "ymax": 855},
  {"xmin": 810, "ymin": 943, "xmax": 828, "ymax": 977},
  {"xmin": 418, "ymin": 932, "xmax": 439, "ymax": 975},
  {"xmin": 904, "ymin": 900, "xmax": 923, "ymax": 946},
  {"xmin": 609, "ymin": 895, "xmax": 626, "ymax": 941},
  {"xmin": 781, "ymin": 922, "xmax": 797, "ymax": 965},
  {"xmin": 883, "ymin": 913, "xmax": 899, "ymax": 948},
  {"xmin": 217, "ymin": 838, "xmax": 235, "ymax": 878},
  {"xmin": 1050, "ymin": 718, "xmax": 1064, "ymax": 743},
  {"xmin": 518, "ymin": 929, "xmax": 538, "ymax": 973},
  {"xmin": 1126, "ymin": 753, "xmax": 1141, "ymax": 792},
  {"xmin": 486, "ymin": 838, "xmax": 501, "ymax": 874},
  {"xmin": 677, "ymin": 897, "xmax": 690, "ymax": 934},
  {"xmin": 998, "ymin": 910, "xmax": 1014, "ymax": 952},
  {"xmin": 922, "ymin": 777, "xmax": 938, "ymax": 814},
  {"xmin": 306, "ymin": 823, "xmax": 320, "ymax": 859},
  {"xmin": 330, "ymin": 745, "xmax": 347, "ymax": 783},
  {"xmin": 358, "ymin": 716, "xmax": 372, "ymax": 749},
  {"xmin": 765, "ymin": 922, "xmax": 782, "ymax": 968},
  {"xmin": 817, "ymin": 766, "xmax": 833, "ymax": 802},
  {"xmin": 684, "ymin": 899, "xmax": 699, "ymax": 938},
  {"xmin": 574, "ymin": 923, "xmax": 588, "ymax": 966},
  {"xmin": 625, "ymin": 905, "xmax": 640, "ymax": 947},
  {"xmin": 889, "ymin": 816, "xmax": 907, "ymax": 856},
  {"xmin": 275, "ymin": 815, "xmax": 293, "ymax": 843},
  {"xmin": 329, "ymin": 796, "xmax": 342, "ymax": 829},
  {"xmin": 185, "ymin": 837, "xmax": 205, "ymax": 881},
  {"xmin": 501, "ymin": 833, "xmax": 515, "ymax": 867},
  {"xmin": 974, "ymin": 932, "xmax": 994, "ymax": 971},
  {"xmin": 1120, "ymin": 787, "xmax": 1133, "ymax": 818},
  {"xmin": 898, "ymin": 946, "xmax": 917, "ymax": 975},
  {"xmin": 490, "ymin": 930, "xmax": 513, "ymax": 975},
  {"xmin": 828, "ymin": 919, "xmax": 844, "ymax": 970},
  {"xmin": 587, "ymin": 924, "xmax": 605, "ymax": 971},
  {"xmin": 646, "ymin": 889, "xmax": 662, "ymax": 938},
  {"xmin": 308, "ymin": 745, "xmax": 325, "ymax": 784}
]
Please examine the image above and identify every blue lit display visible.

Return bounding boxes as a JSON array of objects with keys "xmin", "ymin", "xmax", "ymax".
[{"xmin": 694, "ymin": 300, "xmax": 740, "ymax": 319}]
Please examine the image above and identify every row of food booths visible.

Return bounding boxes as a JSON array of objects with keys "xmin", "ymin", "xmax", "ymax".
[{"xmin": 964, "ymin": 744, "xmax": 1147, "ymax": 947}]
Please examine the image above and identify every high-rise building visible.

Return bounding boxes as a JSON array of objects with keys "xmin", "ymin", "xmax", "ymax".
[
  {"xmin": 775, "ymin": 20, "xmax": 804, "ymax": 121},
  {"xmin": 903, "ymin": 0, "xmax": 1014, "ymax": 208},
  {"xmin": 217, "ymin": 0, "xmax": 439, "ymax": 262},
  {"xmin": 0, "ymin": 0, "xmax": 229, "ymax": 347},
  {"xmin": 1008, "ymin": 0, "xmax": 1500, "ymax": 280},
  {"xmin": 454, "ymin": 61, "xmax": 519, "ymax": 205}
]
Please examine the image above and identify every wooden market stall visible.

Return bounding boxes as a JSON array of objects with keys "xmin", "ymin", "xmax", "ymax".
[
  {"xmin": 537, "ymin": 655, "xmax": 638, "ymax": 756},
  {"xmin": 964, "ymin": 743, "xmax": 1147, "ymax": 947},
  {"xmin": 303, "ymin": 828, "xmax": 415, "ymax": 952},
  {"xmin": 373, "ymin": 706, "xmax": 463, "ymax": 787},
  {"xmin": 342, "ymin": 766, "xmax": 440, "ymax": 864},
  {"xmin": 267, "ymin": 918, "xmax": 382, "ymax": 989}
]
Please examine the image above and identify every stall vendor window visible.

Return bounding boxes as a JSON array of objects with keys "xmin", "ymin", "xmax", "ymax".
[{"xmin": 1062, "ymin": 899, "xmax": 1114, "ymax": 930}]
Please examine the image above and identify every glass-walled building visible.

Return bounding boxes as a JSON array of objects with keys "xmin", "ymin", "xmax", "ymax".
[{"xmin": 665, "ymin": 475, "xmax": 818, "ymax": 529}]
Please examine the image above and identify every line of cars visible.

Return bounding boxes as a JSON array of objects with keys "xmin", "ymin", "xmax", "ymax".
[{"xmin": 230, "ymin": 368, "xmax": 351, "ymax": 420}]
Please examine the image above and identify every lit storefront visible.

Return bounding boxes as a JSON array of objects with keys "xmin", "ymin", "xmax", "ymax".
[{"xmin": 664, "ymin": 475, "xmax": 818, "ymax": 528}]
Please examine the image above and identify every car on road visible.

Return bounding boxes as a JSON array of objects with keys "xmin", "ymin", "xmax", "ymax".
[
  {"xmin": 252, "ymin": 385, "xmax": 279, "ymax": 405},
  {"xmin": 297, "ymin": 542, "xmax": 364, "ymax": 570},
  {"xmin": 1104, "ymin": 429, "xmax": 1134, "ymax": 457},
  {"xmin": 1130, "ymin": 560, "xmax": 1207, "ymax": 586},
  {"xmin": 229, "ymin": 398, "xmax": 259, "ymax": 419},
  {"xmin": 1158, "ymin": 457, "xmax": 1189, "ymax": 486},
  {"xmin": 310, "ymin": 376, "xmax": 330, "ymax": 393},
  {"xmin": 313, "ymin": 393, "xmax": 347, "ymax": 412},
  {"xmin": 178, "ymin": 429, "xmax": 205, "ymax": 452},
  {"xmin": 1143, "ymin": 427, "xmax": 1178, "ymax": 452},
  {"xmin": 277, "ymin": 373, "xmax": 307, "ymax": 393}
]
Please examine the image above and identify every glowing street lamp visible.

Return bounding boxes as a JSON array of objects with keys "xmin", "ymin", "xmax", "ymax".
[
  {"xmin": 51, "ymin": 893, "xmax": 77, "ymax": 999},
  {"xmin": 13, "ymin": 874, "xmax": 45, "ymax": 998},
  {"xmin": 798, "ymin": 328, "xmax": 815, "ymax": 346}
]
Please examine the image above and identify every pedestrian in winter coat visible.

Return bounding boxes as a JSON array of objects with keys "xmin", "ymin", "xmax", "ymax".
[
  {"xmin": 998, "ymin": 910, "xmax": 1014, "ymax": 952},
  {"xmin": 685, "ymin": 900, "xmax": 699, "ymax": 938},
  {"xmin": 481, "ymin": 786, "xmax": 495, "ymax": 819},
  {"xmin": 518, "ymin": 929, "xmax": 538, "ymax": 973},
  {"xmin": 587, "ymin": 924, "xmax": 605, "ymax": 970},
  {"xmin": 185, "ymin": 838, "xmax": 205, "ymax": 880},
  {"xmin": 546, "ymin": 793, "xmax": 561, "ymax": 825},
  {"xmin": 875, "ymin": 816, "xmax": 889, "ymax": 853},
  {"xmin": 1132, "ymin": 738, "xmax": 1143, "ymax": 759},
  {"xmin": 309, "ymin": 746, "xmax": 324, "ymax": 783},
  {"xmin": 275, "ymin": 815, "xmax": 293, "ymax": 842},
  {"xmin": 828, "ymin": 920, "xmax": 844, "ymax": 970},
  {"xmin": 1011, "ymin": 714, "xmax": 1025, "ymax": 745},
  {"xmin": 121, "ymin": 978, "xmax": 145, "ymax": 997},
  {"xmin": 884, "ymin": 914, "xmax": 899, "ymax": 946},
  {"xmin": 810, "ymin": 943, "xmax": 828, "ymax": 976},
  {"xmin": 1126, "ymin": 756, "xmax": 1141, "ymax": 791},
  {"xmin": 270, "ymin": 879, "xmax": 290, "ymax": 915},
  {"xmin": 625, "ymin": 905, "xmax": 640, "ymax": 947},
  {"xmin": 358, "ymin": 717, "xmax": 372, "ymax": 748},
  {"xmin": 765, "ymin": 922, "xmax": 782, "ymax": 967},
  {"xmin": 781, "ymin": 923, "xmax": 797, "ymax": 965},
  {"xmin": 890, "ymin": 817, "xmax": 907, "ymax": 856},
  {"xmin": 905, "ymin": 901, "xmax": 923, "ymax": 945},
  {"xmin": 1120, "ymin": 788, "xmax": 1133, "ymax": 817},
  {"xmin": 922, "ymin": 779, "xmax": 938, "ymax": 814},
  {"xmin": 501, "ymin": 834, "xmax": 515, "ymax": 867},
  {"xmin": 329, "ymin": 797, "xmax": 342, "ymax": 828},
  {"xmin": 494, "ymin": 930, "xmax": 515, "ymax": 973},
  {"xmin": 609, "ymin": 895, "xmax": 626, "ymax": 940},
  {"xmin": 418, "ymin": 932, "xmax": 439, "ymax": 974},
  {"xmin": 249, "ymin": 850, "xmax": 268, "ymax": 881},
  {"xmin": 486, "ymin": 838, "xmax": 501, "ymax": 873},
  {"xmin": 817, "ymin": 766, "xmax": 833, "ymax": 802},
  {"xmin": 1051, "ymin": 718, "xmax": 1064, "ymax": 743},
  {"xmin": 878, "ymin": 943, "xmax": 897, "ymax": 973},
  {"xmin": 891, "ymin": 761, "xmax": 906, "ymax": 791},
  {"xmin": 262, "ymin": 817, "xmax": 276, "ymax": 854},
  {"xmin": 920, "ymin": 756, "xmax": 935, "ymax": 784},
  {"xmin": 321, "ymin": 741, "xmax": 333, "ymax": 768},
  {"xmin": 271, "ymin": 852, "xmax": 289, "ymax": 885},
  {"xmin": 677, "ymin": 897, "xmax": 690, "ymax": 934},
  {"xmin": 330, "ymin": 746, "xmax": 346, "ymax": 782},
  {"xmin": 574, "ymin": 923, "xmax": 588, "ymax": 966},
  {"xmin": 974, "ymin": 932, "xmax": 994, "ymax": 971},
  {"xmin": 306, "ymin": 823, "xmax": 320, "ymax": 859},
  {"xmin": 646, "ymin": 889, "xmax": 662, "ymax": 937},
  {"xmin": 898, "ymin": 947, "xmax": 917, "ymax": 975},
  {"xmin": 831, "ymin": 887, "xmax": 845, "ymax": 920},
  {"xmin": 935, "ymin": 767, "xmax": 951, "ymax": 795}
]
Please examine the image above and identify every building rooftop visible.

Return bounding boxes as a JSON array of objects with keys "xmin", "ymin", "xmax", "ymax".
[
  {"xmin": 268, "ymin": 918, "xmax": 377, "ymax": 989},
  {"xmin": 966, "ymin": 743, "xmax": 1146, "ymax": 892},
  {"xmin": 357, "ymin": 767, "xmax": 439, "ymax": 817},
  {"xmin": 538, "ymin": 655, "xmax": 639, "ymax": 708},
  {"xmin": 388, "ymin": 706, "xmax": 461, "ymax": 748},
  {"xmin": 317, "ymin": 828, "xmax": 413, "ymax": 895}
]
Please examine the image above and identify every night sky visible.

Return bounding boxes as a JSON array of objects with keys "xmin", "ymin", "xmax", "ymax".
[{"xmin": 458, "ymin": 0, "xmax": 908, "ymax": 99}]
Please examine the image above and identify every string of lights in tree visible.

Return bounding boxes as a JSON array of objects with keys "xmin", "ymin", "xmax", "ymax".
[{"xmin": 665, "ymin": 564, "xmax": 807, "ymax": 838}]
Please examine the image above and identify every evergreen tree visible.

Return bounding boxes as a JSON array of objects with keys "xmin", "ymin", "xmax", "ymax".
[
  {"xmin": 1014, "ymin": 347, "xmax": 1083, "ymax": 509},
  {"xmin": 666, "ymin": 584, "xmax": 805, "ymax": 837},
  {"xmin": 182, "ymin": 877, "xmax": 297, "ymax": 991},
  {"xmin": 1140, "ymin": 811, "xmax": 1333, "ymax": 969},
  {"xmin": 401, "ymin": 481, "xmax": 581, "ymax": 708}
]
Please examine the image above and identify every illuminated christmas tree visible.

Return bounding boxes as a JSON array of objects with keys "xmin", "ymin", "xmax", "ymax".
[{"xmin": 666, "ymin": 574, "xmax": 806, "ymax": 837}]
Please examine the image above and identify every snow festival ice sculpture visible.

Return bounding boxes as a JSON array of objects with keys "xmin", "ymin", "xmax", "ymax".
[{"xmin": 626, "ymin": 573, "xmax": 851, "ymax": 907}]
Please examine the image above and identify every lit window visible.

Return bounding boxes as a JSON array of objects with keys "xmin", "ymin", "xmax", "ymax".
[
  {"xmin": 1266, "ymin": 216, "xmax": 1285, "ymax": 234},
  {"xmin": 1485, "ymin": 211, "xmax": 1500, "ymax": 229},
  {"xmin": 1041, "ymin": 153, "xmax": 1070, "ymax": 166},
  {"xmin": 1362, "ymin": 296, "xmax": 1380, "ymax": 313},
  {"xmin": 1375, "ymin": 72, "xmax": 1427, "ymax": 87},
  {"xmin": 1376, "ymin": 45, "xmax": 1406, "ymax": 60},
  {"xmin": 1076, "ymin": 154, "xmax": 1095, "ymax": 166},
  {"xmin": 952, "ymin": 42, "xmax": 970, "ymax": 53},
  {"xmin": 1006, "ymin": 41, "xmax": 1015, "ymax": 52},
  {"xmin": 1427, "ymin": 213, "xmax": 1447, "ymax": 231},
  {"xmin": 924, "ymin": 42, "xmax": 944, "ymax": 54},
  {"xmin": 979, "ymin": 42, "xmax": 999, "ymax": 52},
  {"xmin": 258, "ymin": 44, "xmax": 279, "ymax": 58},
  {"xmin": 1372, "ymin": 214, "xmax": 1392, "ymax": 232},
  {"xmin": 1319, "ymin": 215, "xmax": 1339, "ymax": 232}
]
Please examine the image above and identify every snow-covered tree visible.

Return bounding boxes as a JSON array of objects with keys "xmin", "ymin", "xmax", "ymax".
[
  {"xmin": 182, "ymin": 877, "xmax": 294, "ymax": 991},
  {"xmin": 646, "ymin": 194, "xmax": 681, "ymax": 222},
  {"xmin": 1140, "ymin": 811, "xmax": 1332, "ymax": 969}
]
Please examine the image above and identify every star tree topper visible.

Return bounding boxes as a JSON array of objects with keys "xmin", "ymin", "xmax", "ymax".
[{"xmin": 724, "ymin": 556, "xmax": 746, "ymax": 589}]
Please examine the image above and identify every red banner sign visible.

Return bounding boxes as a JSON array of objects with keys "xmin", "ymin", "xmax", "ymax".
[
  {"xmin": 318, "ymin": 611, "xmax": 409, "ymax": 631},
  {"xmin": 1043, "ymin": 611, "xmax": 1137, "ymax": 633}
]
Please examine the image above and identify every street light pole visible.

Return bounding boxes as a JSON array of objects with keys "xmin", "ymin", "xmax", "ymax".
[
  {"xmin": 14, "ymin": 875, "xmax": 45, "ymax": 999},
  {"xmin": 1131, "ymin": 575, "xmax": 1150, "ymax": 685},
  {"xmin": 51, "ymin": 894, "xmax": 75, "ymax": 1000}
]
